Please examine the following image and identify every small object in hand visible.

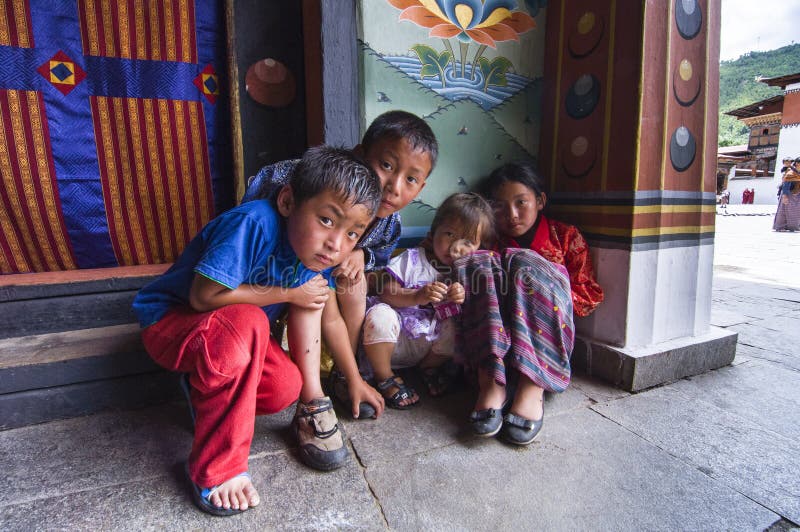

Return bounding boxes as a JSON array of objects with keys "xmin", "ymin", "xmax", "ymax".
[{"xmin": 433, "ymin": 300, "xmax": 461, "ymax": 320}]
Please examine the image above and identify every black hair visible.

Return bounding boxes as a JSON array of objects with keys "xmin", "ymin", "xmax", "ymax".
[
  {"xmin": 291, "ymin": 145, "xmax": 382, "ymax": 216},
  {"xmin": 479, "ymin": 162, "xmax": 547, "ymax": 200},
  {"xmin": 361, "ymin": 110, "xmax": 439, "ymax": 170},
  {"xmin": 793, "ymin": 157, "xmax": 800, "ymax": 164},
  {"xmin": 431, "ymin": 192, "xmax": 496, "ymax": 248}
]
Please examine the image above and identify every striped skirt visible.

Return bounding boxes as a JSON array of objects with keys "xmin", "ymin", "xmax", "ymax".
[
  {"xmin": 454, "ymin": 248, "xmax": 575, "ymax": 393},
  {"xmin": 773, "ymin": 193, "xmax": 800, "ymax": 231}
]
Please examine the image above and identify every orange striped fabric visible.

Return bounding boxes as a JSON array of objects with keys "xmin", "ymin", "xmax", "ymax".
[
  {"xmin": 78, "ymin": 0, "xmax": 197, "ymax": 63},
  {"xmin": 0, "ymin": 90, "xmax": 77, "ymax": 273},
  {"xmin": 91, "ymin": 96, "xmax": 214, "ymax": 266},
  {"xmin": 0, "ymin": 0, "xmax": 33, "ymax": 48}
]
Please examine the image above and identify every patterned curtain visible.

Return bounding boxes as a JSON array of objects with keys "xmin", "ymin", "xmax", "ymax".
[{"xmin": 0, "ymin": 0, "xmax": 230, "ymax": 273}]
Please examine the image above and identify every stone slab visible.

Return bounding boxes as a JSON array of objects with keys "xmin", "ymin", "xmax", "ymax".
[
  {"xmin": 730, "ymin": 322, "xmax": 800, "ymax": 358},
  {"xmin": 670, "ymin": 360, "xmax": 800, "ymax": 441},
  {"xmin": 743, "ymin": 314, "xmax": 800, "ymax": 334},
  {"xmin": 343, "ymin": 377, "xmax": 593, "ymax": 469},
  {"xmin": 569, "ymin": 374, "xmax": 631, "ymax": 403},
  {"xmin": 364, "ymin": 409, "xmax": 777, "ymax": 531},
  {"xmin": 592, "ymin": 386, "xmax": 800, "ymax": 523},
  {"xmin": 709, "ymin": 307, "xmax": 751, "ymax": 327},
  {"xmin": 584, "ymin": 326, "xmax": 738, "ymax": 391},
  {"xmin": 0, "ymin": 449, "xmax": 383, "ymax": 531},
  {"xmin": 731, "ymin": 342, "xmax": 800, "ymax": 372}
]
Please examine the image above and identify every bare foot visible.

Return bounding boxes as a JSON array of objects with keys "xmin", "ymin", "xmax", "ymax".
[
  {"xmin": 474, "ymin": 368, "xmax": 506, "ymax": 411},
  {"xmin": 509, "ymin": 377, "xmax": 544, "ymax": 421},
  {"xmin": 207, "ymin": 474, "xmax": 260, "ymax": 511}
]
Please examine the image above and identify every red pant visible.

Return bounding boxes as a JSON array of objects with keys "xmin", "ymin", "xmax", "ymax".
[{"xmin": 142, "ymin": 304, "xmax": 302, "ymax": 487}]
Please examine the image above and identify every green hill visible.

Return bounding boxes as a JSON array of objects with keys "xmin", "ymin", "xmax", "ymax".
[{"xmin": 718, "ymin": 43, "xmax": 800, "ymax": 146}]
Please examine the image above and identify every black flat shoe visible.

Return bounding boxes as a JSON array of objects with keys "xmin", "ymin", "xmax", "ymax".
[
  {"xmin": 469, "ymin": 408, "xmax": 503, "ymax": 437},
  {"xmin": 500, "ymin": 412, "xmax": 543, "ymax": 446}
]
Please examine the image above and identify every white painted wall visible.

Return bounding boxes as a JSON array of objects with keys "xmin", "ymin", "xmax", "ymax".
[{"xmin": 726, "ymin": 176, "xmax": 781, "ymax": 205}]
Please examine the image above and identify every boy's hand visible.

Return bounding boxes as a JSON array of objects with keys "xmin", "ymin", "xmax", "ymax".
[
  {"xmin": 333, "ymin": 249, "xmax": 365, "ymax": 285},
  {"xmin": 447, "ymin": 282, "xmax": 465, "ymax": 304},
  {"xmin": 349, "ymin": 377, "xmax": 385, "ymax": 418},
  {"xmin": 289, "ymin": 275, "xmax": 330, "ymax": 310},
  {"xmin": 416, "ymin": 281, "xmax": 448, "ymax": 305}
]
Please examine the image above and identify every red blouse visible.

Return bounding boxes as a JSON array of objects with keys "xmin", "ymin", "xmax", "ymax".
[{"xmin": 501, "ymin": 215, "xmax": 604, "ymax": 317}]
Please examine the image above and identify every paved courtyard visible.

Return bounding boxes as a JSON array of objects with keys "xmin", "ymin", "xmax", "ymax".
[{"xmin": 1, "ymin": 210, "xmax": 798, "ymax": 531}]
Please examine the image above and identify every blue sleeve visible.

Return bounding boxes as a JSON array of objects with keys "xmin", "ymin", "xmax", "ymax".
[
  {"xmin": 193, "ymin": 211, "xmax": 276, "ymax": 289},
  {"xmin": 242, "ymin": 160, "xmax": 298, "ymax": 202},
  {"xmin": 363, "ymin": 216, "xmax": 401, "ymax": 271}
]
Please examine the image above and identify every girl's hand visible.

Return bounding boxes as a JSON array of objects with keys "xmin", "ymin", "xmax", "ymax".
[
  {"xmin": 289, "ymin": 275, "xmax": 330, "ymax": 310},
  {"xmin": 416, "ymin": 281, "xmax": 448, "ymax": 305},
  {"xmin": 447, "ymin": 282, "xmax": 465, "ymax": 304},
  {"xmin": 348, "ymin": 377, "xmax": 385, "ymax": 418}
]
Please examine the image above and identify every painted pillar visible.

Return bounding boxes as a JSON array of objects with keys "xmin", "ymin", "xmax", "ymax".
[
  {"xmin": 775, "ymin": 81, "xmax": 800, "ymax": 181},
  {"xmin": 539, "ymin": 0, "xmax": 737, "ymax": 390}
]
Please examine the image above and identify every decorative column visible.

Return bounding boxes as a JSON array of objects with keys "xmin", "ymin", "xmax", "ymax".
[
  {"xmin": 773, "ymin": 76, "xmax": 800, "ymax": 185},
  {"xmin": 539, "ymin": 0, "xmax": 736, "ymax": 391}
]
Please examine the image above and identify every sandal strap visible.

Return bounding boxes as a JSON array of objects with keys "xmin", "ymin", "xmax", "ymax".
[
  {"xmin": 201, "ymin": 471, "xmax": 251, "ymax": 500},
  {"xmin": 378, "ymin": 375, "xmax": 418, "ymax": 407},
  {"xmin": 377, "ymin": 375, "xmax": 404, "ymax": 392}
]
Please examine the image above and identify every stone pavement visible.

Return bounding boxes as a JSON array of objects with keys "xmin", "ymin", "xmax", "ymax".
[{"xmin": 1, "ymin": 214, "xmax": 799, "ymax": 531}]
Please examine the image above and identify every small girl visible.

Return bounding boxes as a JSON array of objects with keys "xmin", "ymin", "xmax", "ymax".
[
  {"xmin": 361, "ymin": 192, "xmax": 495, "ymax": 408},
  {"xmin": 458, "ymin": 162, "xmax": 603, "ymax": 445}
]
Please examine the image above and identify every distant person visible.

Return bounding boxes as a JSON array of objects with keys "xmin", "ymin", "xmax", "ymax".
[
  {"xmin": 719, "ymin": 189, "xmax": 730, "ymax": 212},
  {"xmin": 773, "ymin": 158, "xmax": 800, "ymax": 231}
]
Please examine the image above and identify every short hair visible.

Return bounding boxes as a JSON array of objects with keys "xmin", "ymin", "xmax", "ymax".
[
  {"xmin": 794, "ymin": 157, "xmax": 800, "ymax": 164},
  {"xmin": 431, "ymin": 192, "xmax": 495, "ymax": 248},
  {"xmin": 479, "ymin": 162, "xmax": 547, "ymax": 199},
  {"xmin": 362, "ymin": 110, "xmax": 439, "ymax": 170},
  {"xmin": 291, "ymin": 145, "xmax": 382, "ymax": 216}
]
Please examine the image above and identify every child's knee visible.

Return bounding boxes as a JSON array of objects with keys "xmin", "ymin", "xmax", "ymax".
[
  {"xmin": 201, "ymin": 304, "xmax": 271, "ymax": 377},
  {"xmin": 363, "ymin": 304, "xmax": 401, "ymax": 345}
]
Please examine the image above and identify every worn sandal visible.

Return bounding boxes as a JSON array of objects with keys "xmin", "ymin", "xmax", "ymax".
[
  {"xmin": 377, "ymin": 375, "xmax": 419, "ymax": 409},
  {"xmin": 185, "ymin": 463, "xmax": 253, "ymax": 517}
]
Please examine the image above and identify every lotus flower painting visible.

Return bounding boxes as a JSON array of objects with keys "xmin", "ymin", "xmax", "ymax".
[
  {"xmin": 376, "ymin": 0, "xmax": 544, "ymax": 110},
  {"xmin": 357, "ymin": 0, "xmax": 546, "ymax": 228}
]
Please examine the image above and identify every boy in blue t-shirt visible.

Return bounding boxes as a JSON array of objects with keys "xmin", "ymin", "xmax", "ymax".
[{"xmin": 133, "ymin": 146, "xmax": 384, "ymax": 516}]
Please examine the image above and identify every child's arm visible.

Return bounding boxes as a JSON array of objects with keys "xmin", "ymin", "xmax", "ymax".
[
  {"xmin": 321, "ymin": 291, "xmax": 385, "ymax": 417},
  {"xmin": 332, "ymin": 248, "xmax": 366, "ymax": 286},
  {"xmin": 189, "ymin": 273, "xmax": 330, "ymax": 312},
  {"xmin": 561, "ymin": 227, "xmax": 604, "ymax": 317},
  {"xmin": 362, "ymin": 216, "xmax": 401, "ymax": 271},
  {"xmin": 375, "ymin": 272, "xmax": 449, "ymax": 308}
]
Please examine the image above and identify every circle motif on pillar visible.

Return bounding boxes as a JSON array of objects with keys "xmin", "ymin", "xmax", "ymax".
[
  {"xmin": 565, "ymin": 74, "xmax": 600, "ymax": 119},
  {"xmin": 561, "ymin": 135, "xmax": 597, "ymax": 178},
  {"xmin": 245, "ymin": 58, "xmax": 296, "ymax": 107},
  {"xmin": 568, "ymin": 12, "xmax": 605, "ymax": 58},
  {"xmin": 675, "ymin": 0, "xmax": 702, "ymax": 39},
  {"xmin": 672, "ymin": 58, "xmax": 701, "ymax": 106},
  {"xmin": 669, "ymin": 126, "xmax": 696, "ymax": 171}
]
